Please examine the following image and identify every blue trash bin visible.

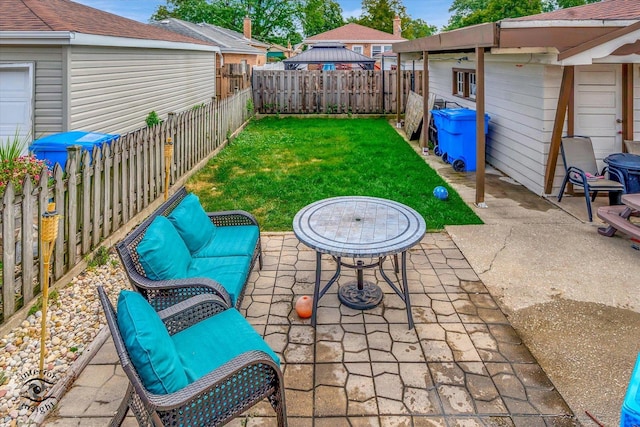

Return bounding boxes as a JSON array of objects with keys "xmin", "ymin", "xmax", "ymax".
[
  {"xmin": 604, "ymin": 153, "xmax": 640, "ymax": 196},
  {"xmin": 621, "ymin": 353, "xmax": 640, "ymax": 427},
  {"xmin": 432, "ymin": 109, "xmax": 490, "ymax": 172},
  {"xmin": 30, "ymin": 131, "xmax": 120, "ymax": 170}
]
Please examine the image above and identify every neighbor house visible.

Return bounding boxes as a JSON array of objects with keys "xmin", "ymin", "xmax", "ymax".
[
  {"xmin": 304, "ymin": 17, "xmax": 406, "ymax": 59},
  {"xmin": 151, "ymin": 17, "xmax": 268, "ymax": 69},
  {"xmin": 150, "ymin": 17, "xmax": 269, "ymax": 98},
  {"xmin": 393, "ymin": 0, "xmax": 640, "ymax": 198},
  {"xmin": 0, "ymin": 0, "xmax": 220, "ymax": 145}
]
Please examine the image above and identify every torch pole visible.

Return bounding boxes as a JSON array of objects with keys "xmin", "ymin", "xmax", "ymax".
[
  {"xmin": 39, "ymin": 202, "xmax": 59, "ymax": 378},
  {"xmin": 164, "ymin": 137, "xmax": 174, "ymax": 201}
]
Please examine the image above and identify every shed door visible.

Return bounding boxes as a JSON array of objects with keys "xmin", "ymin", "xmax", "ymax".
[
  {"xmin": 574, "ymin": 64, "xmax": 622, "ymax": 168},
  {"xmin": 0, "ymin": 63, "xmax": 34, "ymax": 155}
]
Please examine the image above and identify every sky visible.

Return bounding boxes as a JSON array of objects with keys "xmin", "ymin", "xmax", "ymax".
[{"xmin": 72, "ymin": 0, "xmax": 454, "ymax": 31}]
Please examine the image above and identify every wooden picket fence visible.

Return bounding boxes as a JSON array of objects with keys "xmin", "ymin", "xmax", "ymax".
[
  {"xmin": 252, "ymin": 69, "xmax": 424, "ymax": 114},
  {"xmin": 0, "ymin": 88, "xmax": 253, "ymax": 325}
]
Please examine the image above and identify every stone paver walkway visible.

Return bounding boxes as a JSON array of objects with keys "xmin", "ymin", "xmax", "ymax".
[{"xmin": 45, "ymin": 232, "xmax": 578, "ymax": 426}]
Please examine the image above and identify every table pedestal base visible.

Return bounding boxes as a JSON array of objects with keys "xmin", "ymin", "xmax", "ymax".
[{"xmin": 338, "ymin": 282, "xmax": 383, "ymax": 310}]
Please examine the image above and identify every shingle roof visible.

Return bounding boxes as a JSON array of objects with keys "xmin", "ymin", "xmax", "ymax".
[
  {"xmin": 0, "ymin": 0, "xmax": 213, "ymax": 46},
  {"xmin": 150, "ymin": 18, "xmax": 264, "ymax": 54},
  {"xmin": 305, "ymin": 23, "xmax": 405, "ymax": 42},
  {"xmin": 509, "ymin": 0, "xmax": 640, "ymax": 21}
]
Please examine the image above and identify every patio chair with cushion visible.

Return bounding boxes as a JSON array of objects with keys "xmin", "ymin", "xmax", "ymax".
[
  {"xmin": 98, "ymin": 286, "xmax": 287, "ymax": 427},
  {"xmin": 625, "ymin": 140, "xmax": 640, "ymax": 155},
  {"xmin": 557, "ymin": 135, "xmax": 626, "ymax": 221}
]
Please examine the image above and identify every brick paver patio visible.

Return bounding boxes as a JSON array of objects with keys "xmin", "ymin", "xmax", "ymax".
[
  {"xmin": 238, "ymin": 233, "xmax": 577, "ymax": 426},
  {"xmin": 46, "ymin": 232, "xmax": 579, "ymax": 427}
]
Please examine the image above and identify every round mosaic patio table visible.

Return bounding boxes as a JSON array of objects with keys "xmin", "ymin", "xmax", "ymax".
[{"xmin": 293, "ymin": 196, "xmax": 426, "ymax": 328}]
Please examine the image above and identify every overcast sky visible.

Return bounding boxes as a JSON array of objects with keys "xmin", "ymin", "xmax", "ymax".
[{"xmin": 72, "ymin": 0, "xmax": 454, "ymax": 31}]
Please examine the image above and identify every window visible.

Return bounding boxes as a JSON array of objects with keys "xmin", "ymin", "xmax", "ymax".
[
  {"xmin": 452, "ymin": 68, "xmax": 477, "ymax": 101},
  {"xmin": 352, "ymin": 45, "xmax": 363, "ymax": 54},
  {"xmin": 371, "ymin": 45, "xmax": 392, "ymax": 56}
]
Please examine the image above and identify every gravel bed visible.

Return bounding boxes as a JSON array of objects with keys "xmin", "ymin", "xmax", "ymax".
[{"xmin": 0, "ymin": 255, "xmax": 128, "ymax": 426}]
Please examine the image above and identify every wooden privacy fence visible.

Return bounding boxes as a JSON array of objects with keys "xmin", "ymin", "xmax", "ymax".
[
  {"xmin": 0, "ymin": 88, "xmax": 253, "ymax": 325},
  {"xmin": 252, "ymin": 70, "xmax": 424, "ymax": 114}
]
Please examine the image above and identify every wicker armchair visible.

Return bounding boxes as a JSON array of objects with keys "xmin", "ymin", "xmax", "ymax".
[
  {"xmin": 116, "ymin": 187, "xmax": 262, "ymax": 311},
  {"xmin": 98, "ymin": 286, "xmax": 287, "ymax": 427}
]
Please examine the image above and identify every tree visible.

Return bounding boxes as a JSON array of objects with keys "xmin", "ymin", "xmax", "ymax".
[
  {"xmin": 301, "ymin": 0, "xmax": 344, "ymax": 37},
  {"xmin": 152, "ymin": 0, "xmax": 304, "ymax": 45},
  {"xmin": 401, "ymin": 18, "xmax": 437, "ymax": 40},
  {"xmin": 355, "ymin": 0, "xmax": 435, "ymax": 40},
  {"xmin": 543, "ymin": 0, "xmax": 600, "ymax": 12},
  {"xmin": 358, "ymin": 0, "xmax": 406, "ymax": 34},
  {"xmin": 446, "ymin": 0, "xmax": 542, "ymax": 30},
  {"xmin": 445, "ymin": 0, "xmax": 601, "ymax": 31}
]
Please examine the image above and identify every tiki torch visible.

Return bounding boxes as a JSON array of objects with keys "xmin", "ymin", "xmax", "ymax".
[
  {"xmin": 164, "ymin": 136, "xmax": 174, "ymax": 201},
  {"xmin": 39, "ymin": 202, "xmax": 59, "ymax": 377}
]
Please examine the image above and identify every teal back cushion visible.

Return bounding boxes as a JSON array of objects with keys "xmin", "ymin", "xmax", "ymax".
[
  {"xmin": 167, "ymin": 193, "xmax": 216, "ymax": 254},
  {"xmin": 172, "ymin": 308, "xmax": 279, "ymax": 383},
  {"xmin": 136, "ymin": 216, "xmax": 191, "ymax": 280},
  {"xmin": 116, "ymin": 291, "xmax": 189, "ymax": 394},
  {"xmin": 193, "ymin": 225, "xmax": 259, "ymax": 258}
]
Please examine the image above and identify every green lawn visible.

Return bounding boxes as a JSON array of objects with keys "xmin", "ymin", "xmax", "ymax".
[{"xmin": 187, "ymin": 117, "xmax": 482, "ymax": 231}]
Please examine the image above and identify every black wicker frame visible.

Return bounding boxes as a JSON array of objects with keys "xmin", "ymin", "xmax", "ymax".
[
  {"xmin": 115, "ymin": 187, "xmax": 263, "ymax": 311},
  {"xmin": 98, "ymin": 287, "xmax": 288, "ymax": 427}
]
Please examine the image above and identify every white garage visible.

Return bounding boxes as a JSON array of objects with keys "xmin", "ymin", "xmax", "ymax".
[{"xmin": 0, "ymin": 63, "xmax": 33, "ymax": 154}]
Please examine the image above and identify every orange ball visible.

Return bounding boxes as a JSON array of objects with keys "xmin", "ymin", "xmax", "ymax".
[{"xmin": 295, "ymin": 296, "xmax": 313, "ymax": 319}]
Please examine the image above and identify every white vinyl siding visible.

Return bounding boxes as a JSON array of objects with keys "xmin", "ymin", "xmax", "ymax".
[
  {"xmin": 0, "ymin": 46, "xmax": 64, "ymax": 137},
  {"xmin": 429, "ymin": 55, "xmax": 562, "ymax": 195},
  {"xmin": 68, "ymin": 46, "xmax": 216, "ymax": 134}
]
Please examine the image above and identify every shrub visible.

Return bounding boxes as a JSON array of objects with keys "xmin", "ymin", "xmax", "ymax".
[
  {"xmin": 0, "ymin": 130, "xmax": 49, "ymax": 194},
  {"xmin": 145, "ymin": 111, "xmax": 163, "ymax": 127}
]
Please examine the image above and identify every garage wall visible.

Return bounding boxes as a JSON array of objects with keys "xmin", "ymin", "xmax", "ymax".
[
  {"xmin": 428, "ymin": 54, "xmax": 564, "ymax": 196},
  {"xmin": 68, "ymin": 46, "xmax": 217, "ymax": 135},
  {"xmin": 0, "ymin": 47, "xmax": 64, "ymax": 140}
]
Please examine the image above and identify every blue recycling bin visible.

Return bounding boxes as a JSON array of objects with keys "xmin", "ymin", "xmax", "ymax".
[
  {"xmin": 430, "ymin": 109, "xmax": 490, "ymax": 172},
  {"xmin": 604, "ymin": 153, "xmax": 640, "ymax": 195},
  {"xmin": 30, "ymin": 131, "xmax": 119, "ymax": 170}
]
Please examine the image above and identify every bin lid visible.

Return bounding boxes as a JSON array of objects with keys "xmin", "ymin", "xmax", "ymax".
[
  {"xmin": 604, "ymin": 153, "xmax": 640, "ymax": 170},
  {"xmin": 30, "ymin": 131, "xmax": 119, "ymax": 150},
  {"xmin": 439, "ymin": 109, "xmax": 490, "ymax": 121}
]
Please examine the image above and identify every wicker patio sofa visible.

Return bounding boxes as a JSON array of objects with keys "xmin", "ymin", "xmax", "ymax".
[{"xmin": 116, "ymin": 187, "xmax": 262, "ymax": 311}]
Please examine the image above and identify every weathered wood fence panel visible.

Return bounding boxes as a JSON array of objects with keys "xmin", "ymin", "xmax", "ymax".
[
  {"xmin": 252, "ymin": 70, "xmax": 424, "ymax": 114},
  {"xmin": 0, "ymin": 88, "xmax": 253, "ymax": 325}
]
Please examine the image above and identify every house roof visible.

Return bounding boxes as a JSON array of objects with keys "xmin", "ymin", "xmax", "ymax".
[
  {"xmin": 305, "ymin": 23, "xmax": 406, "ymax": 44},
  {"xmin": 283, "ymin": 42, "xmax": 375, "ymax": 70},
  {"xmin": 0, "ymin": 0, "xmax": 215, "ymax": 49},
  {"xmin": 393, "ymin": 0, "xmax": 640, "ymax": 66},
  {"xmin": 150, "ymin": 18, "xmax": 266, "ymax": 55},
  {"xmin": 510, "ymin": 0, "xmax": 640, "ymax": 21}
]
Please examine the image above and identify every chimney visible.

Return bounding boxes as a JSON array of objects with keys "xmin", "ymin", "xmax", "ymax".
[
  {"xmin": 243, "ymin": 16, "xmax": 252, "ymax": 40},
  {"xmin": 393, "ymin": 16, "xmax": 401, "ymax": 37}
]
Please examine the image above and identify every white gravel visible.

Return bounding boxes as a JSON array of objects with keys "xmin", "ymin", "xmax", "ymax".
[{"xmin": 0, "ymin": 255, "xmax": 128, "ymax": 426}]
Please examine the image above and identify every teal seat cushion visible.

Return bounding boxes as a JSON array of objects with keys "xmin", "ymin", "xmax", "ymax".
[
  {"xmin": 193, "ymin": 225, "xmax": 259, "ymax": 258},
  {"xmin": 172, "ymin": 308, "xmax": 279, "ymax": 383},
  {"xmin": 188, "ymin": 256, "xmax": 251, "ymax": 305},
  {"xmin": 136, "ymin": 216, "xmax": 191, "ymax": 280},
  {"xmin": 167, "ymin": 193, "xmax": 216, "ymax": 254},
  {"xmin": 117, "ymin": 290, "xmax": 189, "ymax": 394}
]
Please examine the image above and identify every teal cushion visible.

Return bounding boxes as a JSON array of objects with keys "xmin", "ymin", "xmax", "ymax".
[
  {"xmin": 167, "ymin": 193, "xmax": 216, "ymax": 254},
  {"xmin": 193, "ymin": 225, "xmax": 259, "ymax": 258},
  {"xmin": 172, "ymin": 308, "xmax": 279, "ymax": 383},
  {"xmin": 116, "ymin": 291, "xmax": 189, "ymax": 394},
  {"xmin": 136, "ymin": 216, "xmax": 191, "ymax": 280},
  {"xmin": 188, "ymin": 256, "xmax": 251, "ymax": 305}
]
